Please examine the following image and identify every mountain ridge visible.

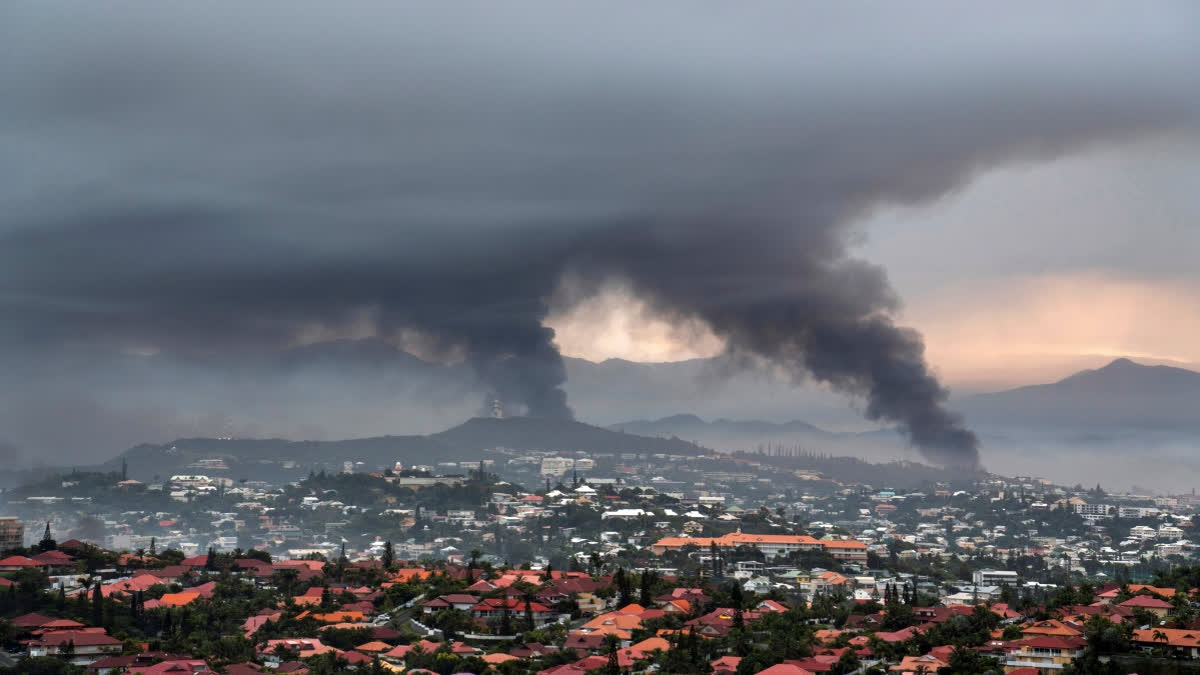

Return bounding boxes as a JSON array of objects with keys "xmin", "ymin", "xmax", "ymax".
[
  {"xmin": 93, "ymin": 415, "xmax": 712, "ymax": 483},
  {"xmin": 959, "ymin": 357, "xmax": 1200, "ymax": 430}
]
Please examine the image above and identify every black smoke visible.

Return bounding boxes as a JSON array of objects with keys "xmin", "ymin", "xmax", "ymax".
[{"xmin": 1, "ymin": 3, "xmax": 1198, "ymax": 467}]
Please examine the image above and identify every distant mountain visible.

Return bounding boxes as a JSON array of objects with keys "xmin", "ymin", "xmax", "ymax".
[
  {"xmin": 606, "ymin": 413, "xmax": 909, "ymax": 460},
  {"xmin": 959, "ymin": 358, "xmax": 1200, "ymax": 430}
]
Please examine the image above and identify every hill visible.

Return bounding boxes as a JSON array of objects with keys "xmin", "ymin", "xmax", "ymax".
[
  {"xmin": 606, "ymin": 414, "xmax": 911, "ymax": 461},
  {"xmin": 97, "ymin": 416, "xmax": 710, "ymax": 482},
  {"xmin": 610, "ymin": 414, "xmax": 831, "ymax": 437},
  {"xmin": 431, "ymin": 416, "xmax": 709, "ymax": 455},
  {"xmin": 959, "ymin": 358, "xmax": 1200, "ymax": 430}
]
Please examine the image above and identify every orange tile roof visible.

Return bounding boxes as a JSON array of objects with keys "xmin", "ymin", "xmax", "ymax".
[
  {"xmin": 1022, "ymin": 619, "xmax": 1083, "ymax": 637},
  {"xmin": 390, "ymin": 568, "xmax": 431, "ymax": 582},
  {"xmin": 651, "ymin": 532, "xmax": 862, "ymax": 551},
  {"xmin": 158, "ymin": 592, "xmax": 200, "ymax": 607},
  {"xmin": 625, "ymin": 636, "xmax": 670, "ymax": 658},
  {"xmin": 583, "ymin": 613, "xmax": 643, "ymax": 631},
  {"xmin": 1133, "ymin": 628, "xmax": 1200, "ymax": 648},
  {"xmin": 311, "ymin": 611, "xmax": 367, "ymax": 623}
]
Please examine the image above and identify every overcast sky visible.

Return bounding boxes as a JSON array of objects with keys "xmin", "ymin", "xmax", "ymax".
[{"xmin": 2, "ymin": 2, "xmax": 1199, "ymax": 464}]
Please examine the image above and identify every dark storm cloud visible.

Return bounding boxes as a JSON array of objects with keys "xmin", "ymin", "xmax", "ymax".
[{"xmin": 2, "ymin": 2, "xmax": 1198, "ymax": 466}]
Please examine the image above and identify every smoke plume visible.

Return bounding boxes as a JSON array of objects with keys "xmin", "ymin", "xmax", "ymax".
[{"xmin": 2, "ymin": 2, "xmax": 1198, "ymax": 466}]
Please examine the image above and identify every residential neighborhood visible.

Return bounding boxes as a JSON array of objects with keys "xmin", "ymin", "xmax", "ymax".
[{"xmin": 5, "ymin": 444, "xmax": 1200, "ymax": 673}]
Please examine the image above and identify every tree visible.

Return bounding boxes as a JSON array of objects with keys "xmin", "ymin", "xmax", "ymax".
[
  {"xmin": 1152, "ymin": 629, "xmax": 1169, "ymax": 656},
  {"xmin": 36, "ymin": 522, "xmax": 55, "ymax": 553},
  {"xmin": 57, "ymin": 639, "xmax": 75, "ymax": 661},
  {"xmin": 638, "ymin": 566, "xmax": 657, "ymax": 605},
  {"xmin": 709, "ymin": 541, "xmax": 723, "ymax": 580},
  {"xmin": 523, "ymin": 591, "xmax": 537, "ymax": 630},
  {"xmin": 615, "ymin": 568, "xmax": 633, "ymax": 608},
  {"xmin": 205, "ymin": 547, "xmax": 217, "ymax": 571},
  {"xmin": 381, "ymin": 540, "xmax": 394, "ymax": 571},
  {"xmin": 830, "ymin": 648, "xmax": 859, "ymax": 675},
  {"xmin": 91, "ymin": 581, "xmax": 103, "ymax": 627},
  {"xmin": 942, "ymin": 645, "xmax": 991, "ymax": 673},
  {"xmin": 604, "ymin": 633, "xmax": 621, "ymax": 675},
  {"xmin": 499, "ymin": 603, "xmax": 514, "ymax": 636}
]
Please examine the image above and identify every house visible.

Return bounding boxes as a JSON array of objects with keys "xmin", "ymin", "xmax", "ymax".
[
  {"xmin": 422, "ymin": 594, "xmax": 479, "ymax": 613},
  {"xmin": 711, "ymin": 655, "xmax": 743, "ymax": 674},
  {"xmin": 650, "ymin": 532, "xmax": 824, "ymax": 559},
  {"xmin": 891, "ymin": 654, "xmax": 949, "ymax": 673},
  {"xmin": 576, "ymin": 592, "xmax": 607, "ymax": 615},
  {"xmin": 742, "ymin": 576, "xmax": 774, "ymax": 594},
  {"xmin": 28, "ymin": 630, "xmax": 123, "ymax": 665},
  {"xmin": 260, "ymin": 638, "xmax": 340, "ymax": 662},
  {"xmin": 470, "ymin": 597, "xmax": 555, "ymax": 624},
  {"xmin": 222, "ymin": 665, "xmax": 265, "ymax": 675},
  {"xmin": 1132, "ymin": 627, "xmax": 1200, "ymax": 658},
  {"xmin": 11, "ymin": 612, "xmax": 57, "ymax": 628},
  {"xmin": 32, "ymin": 618, "xmax": 87, "ymax": 634},
  {"xmin": 149, "ymin": 592, "xmax": 200, "ymax": 608},
  {"xmin": 242, "ymin": 612, "xmax": 281, "ymax": 638},
  {"xmin": 1020, "ymin": 619, "xmax": 1083, "ymax": 638},
  {"xmin": 563, "ymin": 632, "xmax": 613, "ymax": 654},
  {"xmin": 147, "ymin": 566, "xmax": 192, "ymax": 584},
  {"xmin": 756, "ymin": 665, "xmax": 817, "ymax": 675},
  {"xmin": 31, "ymin": 550, "xmax": 75, "ymax": 569},
  {"xmin": 128, "ymin": 659, "xmax": 210, "ymax": 674},
  {"xmin": 0, "ymin": 555, "xmax": 40, "ymax": 571},
  {"xmin": 1119, "ymin": 595, "xmax": 1173, "ymax": 618},
  {"xmin": 1003, "ymin": 636, "xmax": 1085, "ymax": 672},
  {"xmin": 623, "ymin": 637, "xmax": 670, "ymax": 660},
  {"xmin": 89, "ymin": 653, "xmax": 197, "ymax": 675}
]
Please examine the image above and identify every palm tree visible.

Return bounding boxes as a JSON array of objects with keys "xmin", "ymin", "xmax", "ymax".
[
  {"xmin": 604, "ymin": 633, "xmax": 621, "ymax": 675},
  {"xmin": 1153, "ymin": 629, "xmax": 1170, "ymax": 656}
]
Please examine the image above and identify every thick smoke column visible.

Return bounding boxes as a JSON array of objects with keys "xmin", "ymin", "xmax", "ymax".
[
  {"xmin": 2, "ymin": 3, "xmax": 1198, "ymax": 465},
  {"xmin": 563, "ymin": 220, "xmax": 981, "ymax": 467}
]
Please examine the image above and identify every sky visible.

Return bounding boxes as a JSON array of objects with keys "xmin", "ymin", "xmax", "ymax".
[{"xmin": 2, "ymin": 2, "xmax": 1199, "ymax": 467}]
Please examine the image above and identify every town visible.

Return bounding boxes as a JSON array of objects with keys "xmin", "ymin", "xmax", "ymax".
[{"xmin": 4, "ymin": 440, "xmax": 1200, "ymax": 674}]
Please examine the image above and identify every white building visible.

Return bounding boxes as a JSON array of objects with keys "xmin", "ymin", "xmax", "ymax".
[
  {"xmin": 1130, "ymin": 525, "xmax": 1157, "ymax": 540},
  {"xmin": 1119, "ymin": 506, "xmax": 1160, "ymax": 519},
  {"xmin": 973, "ymin": 569, "xmax": 1018, "ymax": 587},
  {"xmin": 1074, "ymin": 503, "xmax": 1113, "ymax": 518},
  {"xmin": 540, "ymin": 457, "xmax": 576, "ymax": 477},
  {"xmin": 1159, "ymin": 525, "xmax": 1185, "ymax": 540},
  {"xmin": 601, "ymin": 508, "xmax": 648, "ymax": 520}
]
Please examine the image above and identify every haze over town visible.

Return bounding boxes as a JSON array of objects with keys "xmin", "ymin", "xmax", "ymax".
[{"xmin": 2, "ymin": 4, "xmax": 1200, "ymax": 673}]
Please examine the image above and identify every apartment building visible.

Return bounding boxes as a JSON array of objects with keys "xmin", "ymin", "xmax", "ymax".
[{"xmin": 0, "ymin": 517, "xmax": 24, "ymax": 550}]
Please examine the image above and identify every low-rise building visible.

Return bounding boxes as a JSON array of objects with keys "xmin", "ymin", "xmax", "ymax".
[{"xmin": 1003, "ymin": 636, "xmax": 1085, "ymax": 672}]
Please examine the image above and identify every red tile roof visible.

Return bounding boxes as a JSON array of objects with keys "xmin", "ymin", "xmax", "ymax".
[
  {"xmin": 1120, "ymin": 595, "xmax": 1173, "ymax": 609},
  {"xmin": 31, "ymin": 630, "xmax": 122, "ymax": 647}
]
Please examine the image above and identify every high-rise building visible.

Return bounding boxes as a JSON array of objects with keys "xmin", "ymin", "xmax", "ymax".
[{"xmin": 0, "ymin": 517, "xmax": 24, "ymax": 551}]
